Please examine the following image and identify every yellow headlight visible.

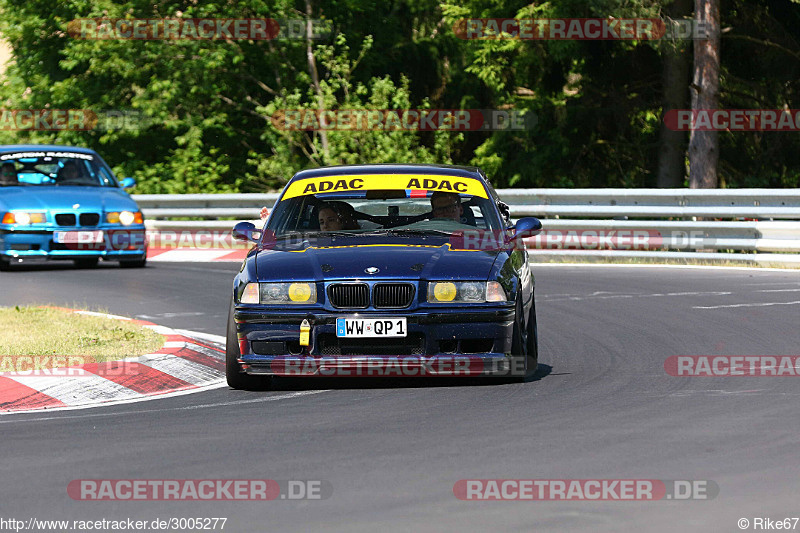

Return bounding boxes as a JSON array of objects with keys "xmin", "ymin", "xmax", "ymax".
[
  {"xmin": 288, "ymin": 283, "xmax": 315, "ymax": 302},
  {"xmin": 432, "ymin": 282, "xmax": 457, "ymax": 302},
  {"xmin": 106, "ymin": 212, "xmax": 120, "ymax": 223}
]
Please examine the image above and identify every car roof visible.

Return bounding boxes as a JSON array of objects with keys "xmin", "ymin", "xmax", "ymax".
[
  {"xmin": 290, "ymin": 164, "xmax": 485, "ymax": 182},
  {"xmin": 0, "ymin": 144, "xmax": 98, "ymax": 155}
]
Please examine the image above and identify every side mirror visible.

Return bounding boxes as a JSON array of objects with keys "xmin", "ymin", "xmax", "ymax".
[
  {"xmin": 120, "ymin": 177, "xmax": 136, "ymax": 189},
  {"xmin": 232, "ymin": 221, "xmax": 261, "ymax": 243},
  {"xmin": 507, "ymin": 217, "xmax": 542, "ymax": 242}
]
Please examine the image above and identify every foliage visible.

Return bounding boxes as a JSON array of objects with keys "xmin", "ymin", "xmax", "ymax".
[{"xmin": 0, "ymin": 0, "xmax": 798, "ymax": 191}]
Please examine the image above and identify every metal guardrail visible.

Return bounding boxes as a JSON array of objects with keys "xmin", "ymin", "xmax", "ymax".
[{"xmin": 133, "ymin": 189, "xmax": 800, "ymax": 267}]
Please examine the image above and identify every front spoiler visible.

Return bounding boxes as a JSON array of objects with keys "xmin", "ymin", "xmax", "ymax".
[{"xmin": 240, "ymin": 354, "xmax": 526, "ymax": 378}]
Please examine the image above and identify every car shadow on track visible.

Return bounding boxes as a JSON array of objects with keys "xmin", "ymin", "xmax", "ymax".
[{"xmin": 237, "ymin": 364, "xmax": 554, "ymax": 392}]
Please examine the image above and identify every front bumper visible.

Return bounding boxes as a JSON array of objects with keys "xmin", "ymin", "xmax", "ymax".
[
  {"xmin": 234, "ymin": 306, "xmax": 520, "ymax": 377},
  {"xmin": 0, "ymin": 226, "xmax": 146, "ymax": 261}
]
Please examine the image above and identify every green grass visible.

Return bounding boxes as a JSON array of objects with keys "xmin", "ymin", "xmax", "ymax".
[{"xmin": 0, "ymin": 306, "xmax": 164, "ymax": 368}]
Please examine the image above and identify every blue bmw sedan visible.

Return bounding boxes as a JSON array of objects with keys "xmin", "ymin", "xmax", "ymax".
[
  {"xmin": 0, "ymin": 145, "xmax": 147, "ymax": 269},
  {"xmin": 226, "ymin": 164, "xmax": 542, "ymax": 389}
]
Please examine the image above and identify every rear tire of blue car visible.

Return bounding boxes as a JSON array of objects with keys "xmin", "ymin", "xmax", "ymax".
[{"xmin": 226, "ymin": 302, "xmax": 269, "ymax": 390}]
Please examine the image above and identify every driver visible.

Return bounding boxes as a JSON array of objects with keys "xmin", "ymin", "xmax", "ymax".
[
  {"xmin": 57, "ymin": 161, "xmax": 81, "ymax": 182},
  {"xmin": 430, "ymin": 191, "xmax": 463, "ymax": 221},
  {"xmin": 0, "ymin": 163, "xmax": 18, "ymax": 186}
]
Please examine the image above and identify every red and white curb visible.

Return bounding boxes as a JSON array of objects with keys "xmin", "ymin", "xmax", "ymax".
[
  {"xmin": 0, "ymin": 309, "xmax": 226, "ymax": 414},
  {"xmin": 147, "ymin": 248, "xmax": 248, "ymax": 262}
]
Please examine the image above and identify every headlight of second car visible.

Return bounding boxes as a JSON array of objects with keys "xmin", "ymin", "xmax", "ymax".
[
  {"xmin": 1, "ymin": 212, "xmax": 46, "ymax": 225},
  {"xmin": 240, "ymin": 282, "xmax": 317, "ymax": 304},
  {"xmin": 427, "ymin": 281, "xmax": 507, "ymax": 303},
  {"xmin": 106, "ymin": 211, "xmax": 143, "ymax": 225}
]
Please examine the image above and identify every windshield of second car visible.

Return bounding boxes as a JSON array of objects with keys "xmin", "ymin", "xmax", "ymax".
[
  {"xmin": 266, "ymin": 178, "xmax": 502, "ymax": 238},
  {"xmin": 0, "ymin": 151, "xmax": 119, "ymax": 187}
]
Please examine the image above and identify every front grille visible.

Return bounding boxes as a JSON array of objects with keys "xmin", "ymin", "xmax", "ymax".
[
  {"xmin": 373, "ymin": 283, "xmax": 415, "ymax": 308},
  {"xmin": 318, "ymin": 333, "xmax": 426, "ymax": 356},
  {"xmin": 79, "ymin": 213, "xmax": 100, "ymax": 226},
  {"xmin": 328, "ymin": 283, "xmax": 369, "ymax": 308},
  {"xmin": 55, "ymin": 213, "xmax": 76, "ymax": 226}
]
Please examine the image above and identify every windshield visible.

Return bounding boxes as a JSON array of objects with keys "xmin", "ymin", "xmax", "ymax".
[
  {"xmin": 0, "ymin": 150, "xmax": 120, "ymax": 187},
  {"xmin": 266, "ymin": 175, "xmax": 502, "ymax": 239}
]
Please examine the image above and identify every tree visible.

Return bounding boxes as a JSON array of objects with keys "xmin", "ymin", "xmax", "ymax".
[
  {"xmin": 656, "ymin": 0, "xmax": 692, "ymax": 188},
  {"xmin": 688, "ymin": 0, "xmax": 720, "ymax": 188}
]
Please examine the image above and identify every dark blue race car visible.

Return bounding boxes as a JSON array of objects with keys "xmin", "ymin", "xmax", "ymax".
[
  {"xmin": 0, "ymin": 145, "xmax": 147, "ymax": 270},
  {"xmin": 226, "ymin": 164, "xmax": 541, "ymax": 389}
]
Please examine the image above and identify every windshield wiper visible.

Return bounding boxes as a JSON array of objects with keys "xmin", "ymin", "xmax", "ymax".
[{"xmin": 363, "ymin": 228, "xmax": 452, "ymax": 237}]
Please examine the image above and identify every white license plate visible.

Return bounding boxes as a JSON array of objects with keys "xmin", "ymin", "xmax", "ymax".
[
  {"xmin": 336, "ymin": 317, "xmax": 407, "ymax": 338},
  {"xmin": 54, "ymin": 230, "xmax": 103, "ymax": 244}
]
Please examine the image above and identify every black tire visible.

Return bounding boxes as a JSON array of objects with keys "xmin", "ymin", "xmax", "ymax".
[
  {"xmin": 120, "ymin": 256, "xmax": 147, "ymax": 268},
  {"xmin": 0, "ymin": 256, "xmax": 11, "ymax": 271},
  {"xmin": 526, "ymin": 299, "xmax": 539, "ymax": 377},
  {"xmin": 73, "ymin": 257, "xmax": 99, "ymax": 268},
  {"xmin": 225, "ymin": 302, "xmax": 266, "ymax": 390},
  {"xmin": 510, "ymin": 296, "xmax": 538, "ymax": 381}
]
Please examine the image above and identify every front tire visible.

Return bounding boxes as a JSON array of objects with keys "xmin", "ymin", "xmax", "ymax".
[
  {"xmin": 511, "ymin": 297, "xmax": 538, "ymax": 380},
  {"xmin": 120, "ymin": 255, "xmax": 147, "ymax": 268},
  {"xmin": 226, "ymin": 302, "xmax": 266, "ymax": 390}
]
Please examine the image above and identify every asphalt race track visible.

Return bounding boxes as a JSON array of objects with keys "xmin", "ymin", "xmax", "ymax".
[{"xmin": 1, "ymin": 262, "xmax": 799, "ymax": 532}]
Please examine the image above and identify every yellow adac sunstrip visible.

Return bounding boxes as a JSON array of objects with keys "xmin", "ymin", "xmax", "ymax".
[{"xmin": 282, "ymin": 174, "xmax": 489, "ymax": 200}]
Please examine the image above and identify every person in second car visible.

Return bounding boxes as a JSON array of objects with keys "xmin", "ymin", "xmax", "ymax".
[{"xmin": 0, "ymin": 163, "xmax": 18, "ymax": 186}]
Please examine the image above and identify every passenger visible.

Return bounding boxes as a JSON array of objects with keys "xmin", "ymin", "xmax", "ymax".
[
  {"xmin": 430, "ymin": 191, "xmax": 463, "ymax": 221},
  {"xmin": 318, "ymin": 202, "xmax": 359, "ymax": 231},
  {"xmin": 260, "ymin": 202, "xmax": 359, "ymax": 230},
  {"xmin": 0, "ymin": 163, "xmax": 17, "ymax": 186}
]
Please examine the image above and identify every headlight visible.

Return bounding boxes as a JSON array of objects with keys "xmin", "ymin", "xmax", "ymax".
[
  {"xmin": 1, "ymin": 212, "xmax": 46, "ymax": 225},
  {"xmin": 106, "ymin": 211, "xmax": 143, "ymax": 225},
  {"xmin": 239, "ymin": 282, "xmax": 317, "ymax": 304},
  {"xmin": 427, "ymin": 281, "xmax": 508, "ymax": 303}
]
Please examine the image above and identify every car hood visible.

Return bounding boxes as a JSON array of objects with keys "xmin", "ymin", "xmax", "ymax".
[
  {"xmin": 0, "ymin": 186, "xmax": 138, "ymax": 213},
  {"xmin": 254, "ymin": 236, "xmax": 502, "ymax": 281}
]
